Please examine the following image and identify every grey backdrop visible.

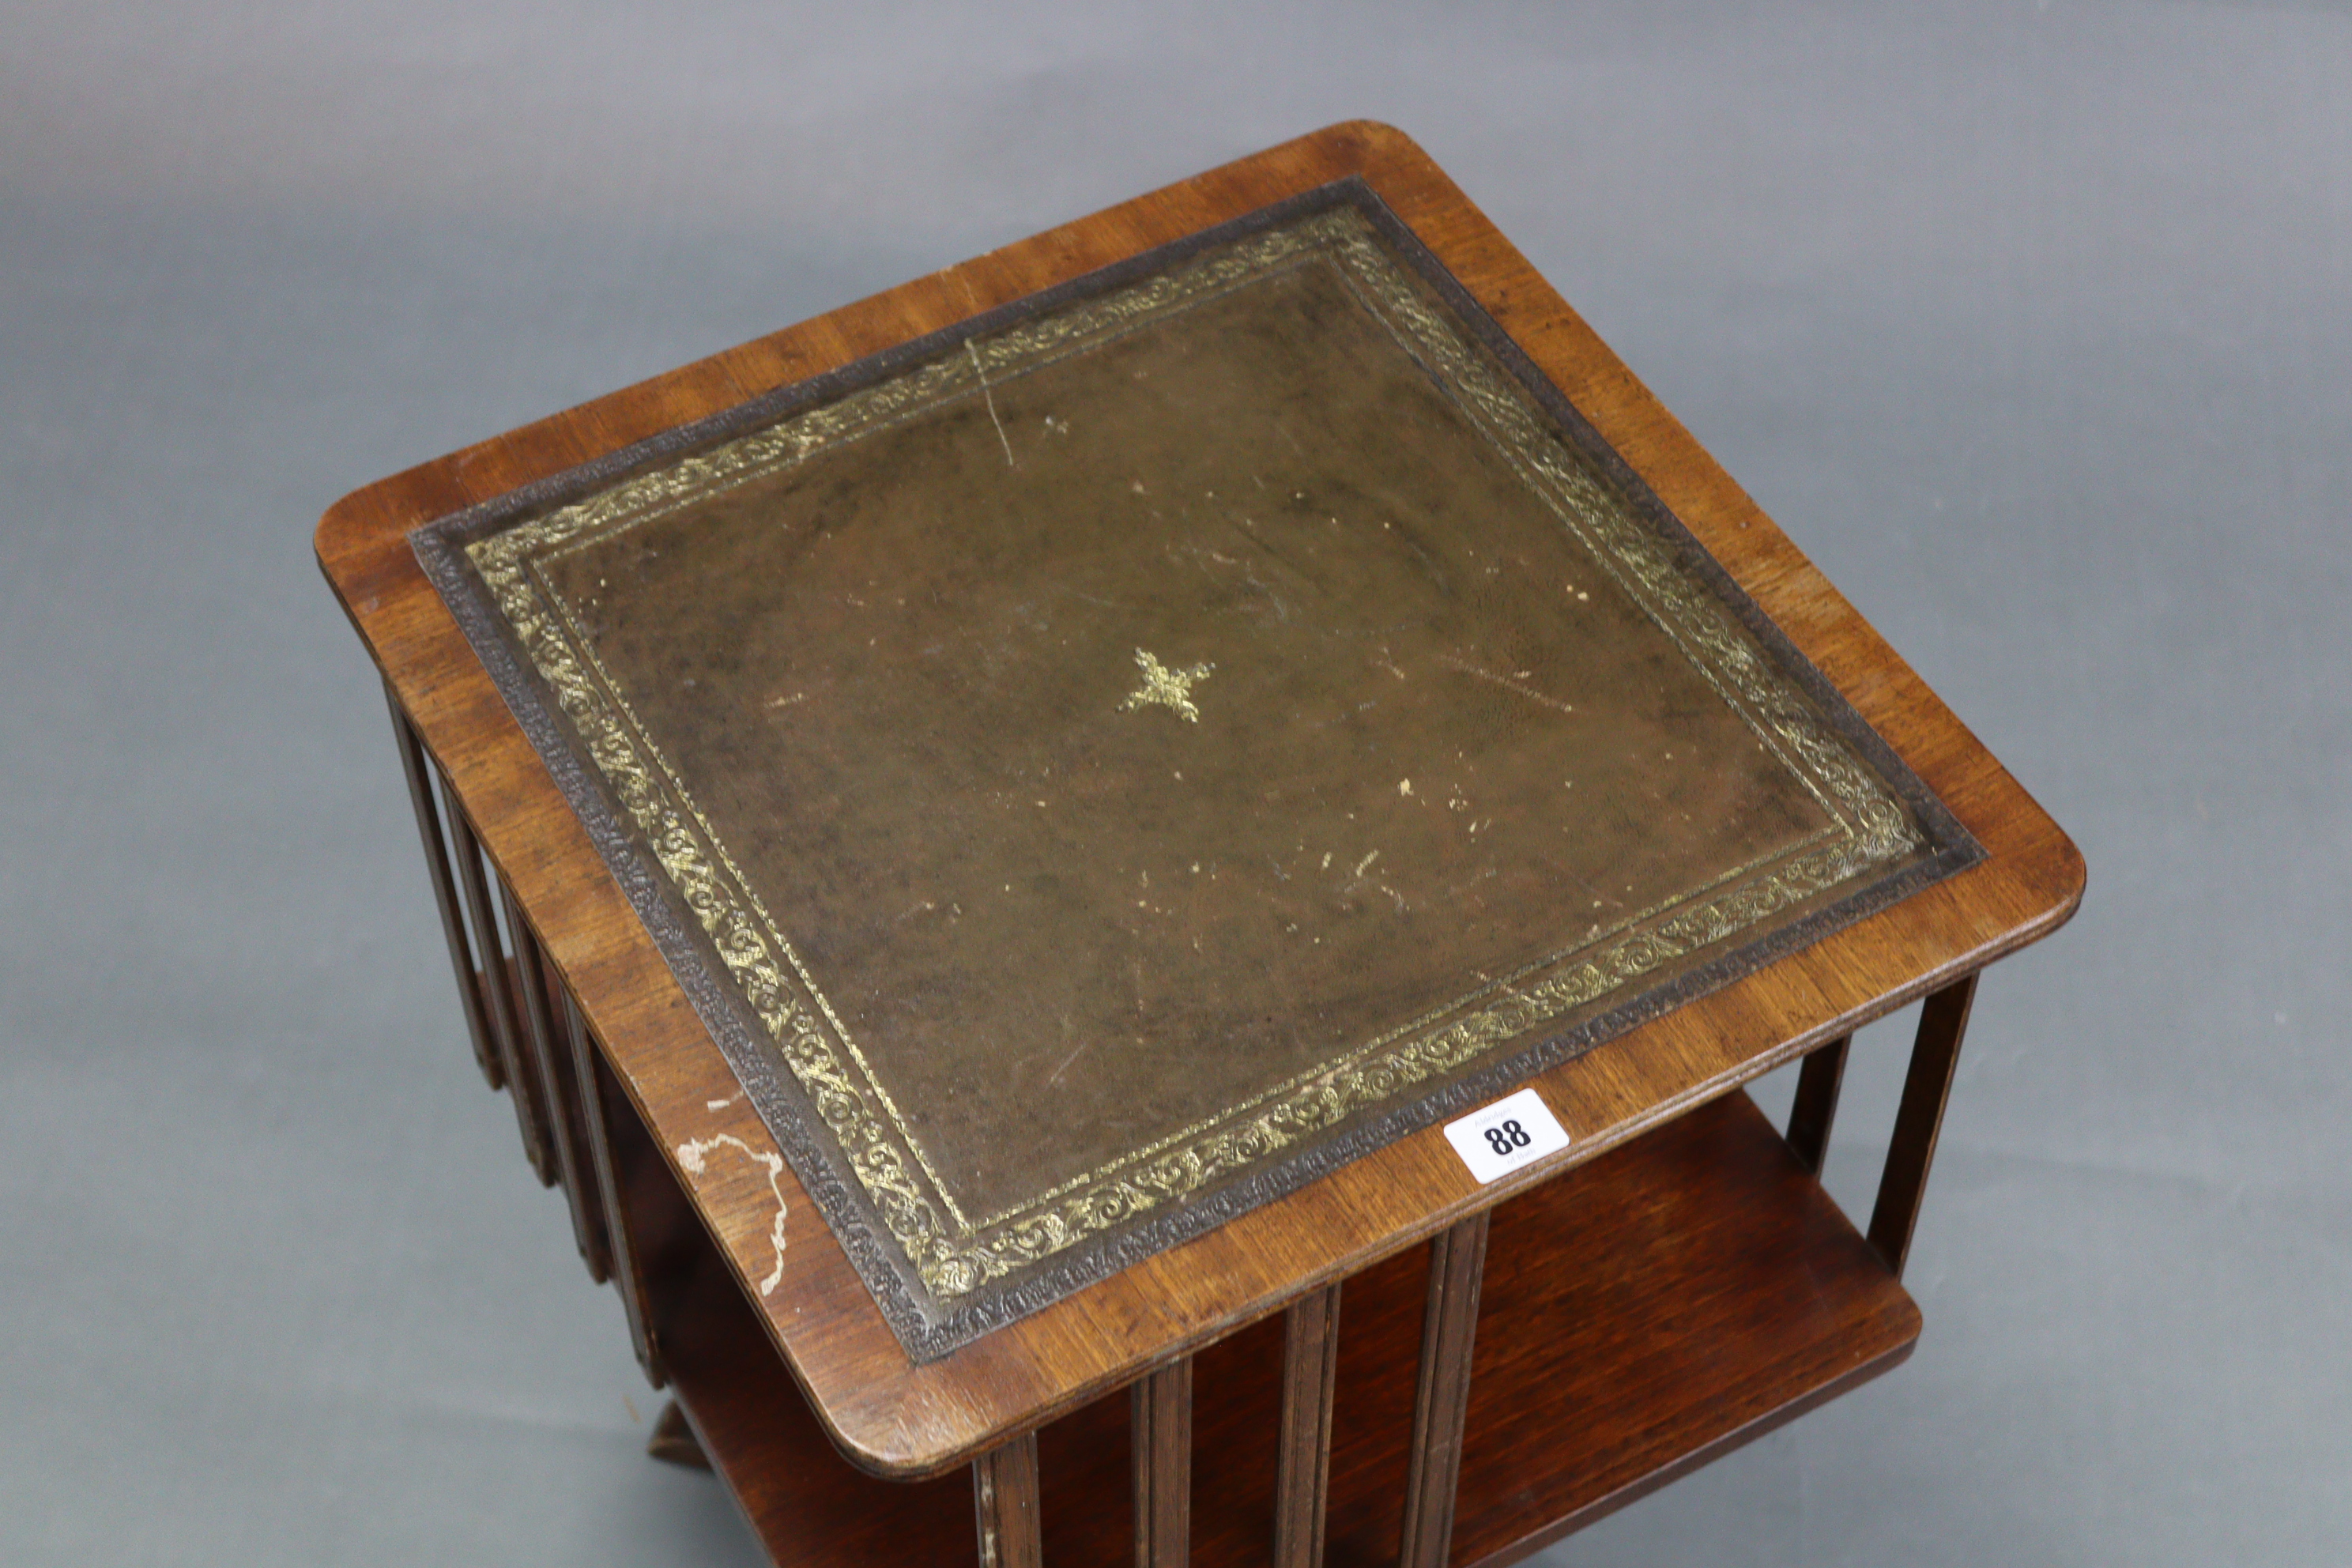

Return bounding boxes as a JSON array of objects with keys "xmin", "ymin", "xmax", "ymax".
[{"xmin": 3, "ymin": 2, "xmax": 2346, "ymax": 1563}]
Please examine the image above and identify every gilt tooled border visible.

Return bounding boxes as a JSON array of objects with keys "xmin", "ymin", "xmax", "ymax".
[
  {"xmin": 413, "ymin": 178, "xmax": 1982, "ymax": 1360},
  {"xmin": 473, "ymin": 209, "xmax": 1913, "ymax": 1288}
]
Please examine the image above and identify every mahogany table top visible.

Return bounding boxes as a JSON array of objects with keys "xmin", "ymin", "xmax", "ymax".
[{"xmin": 318, "ymin": 122, "xmax": 2081, "ymax": 1477}]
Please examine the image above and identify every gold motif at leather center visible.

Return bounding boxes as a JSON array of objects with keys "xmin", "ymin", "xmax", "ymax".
[{"xmin": 1119, "ymin": 648, "xmax": 1215, "ymax": 724}]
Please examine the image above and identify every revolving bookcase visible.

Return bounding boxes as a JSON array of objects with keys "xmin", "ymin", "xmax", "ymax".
[{"xmin": 318, "ymin": 122, "xmax": 2082, "ymax": 1566}]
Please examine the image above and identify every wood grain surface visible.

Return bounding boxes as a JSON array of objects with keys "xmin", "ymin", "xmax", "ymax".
[
  {"xmin": 1131, "ymin": 1357, "xmax": 1193, "ymax": 1568},
  {"xmin": 1399, "ymin": 1212, "xmax": 1491, "ymax": 1568},
  {"xmin": 1273, "ymin": 1283, "xmax": 1343, "ymax": 1568},
  {"xmin": 1785, "ymin": 1033, "xmax": 1853, "ymax": 1178},
  {"xmin": 318, "ymin": 120, "xmax": 2081, "ymax": 1476}
]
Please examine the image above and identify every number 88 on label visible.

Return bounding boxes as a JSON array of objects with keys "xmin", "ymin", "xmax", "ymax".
[{"xmin": 1444, "ymin": 1087, "xmax": 1573, "ymax": 1185}]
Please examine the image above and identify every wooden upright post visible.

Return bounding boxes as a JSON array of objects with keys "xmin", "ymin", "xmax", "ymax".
[
  {"xmin": 1868, "ymin": 975, "xmax": 1980, "ymax": 1277},
  {"xmin": 383, "ymin": 684, "xmax": 500, "ymax": 1087},
  {"xmin": 1785, "ymin": 1033, "xmax": 1853, "ymax": 1175},
  {"xmin": 973, "ymin": 1432, "xmax": 1042, "ymax": 1568},
  {"xmin": 1274, "ymin": 1283, "xmax": 1343, "ymax": 1568},
  {"xmin": 1399, "ymin": 1211, "xmax": 1492, "ymax": 1568},
  {"xmin": 1132, "ymin": 1358, "xmax": 1193, "ymax": 1567}
]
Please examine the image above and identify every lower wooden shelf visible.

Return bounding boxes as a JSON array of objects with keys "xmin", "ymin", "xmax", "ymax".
[{"xmin": 658, "ymin": 1088, "xmax": 1919, "ymax": 1567}]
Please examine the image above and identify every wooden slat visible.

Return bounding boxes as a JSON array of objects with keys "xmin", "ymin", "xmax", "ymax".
[
  {"xmin": 1272, "ymin": 1283, "xmax": 1341, "ymax": 1568},
  {"xmin": 973, "ymin": 1433, "xmax": 1042, "ymax": 1568},
  {"xmin": 1399, "ymin": 1211, "xmax": 1491, "ymax": 1568},
  {"xmin": 1868, "ymin": 974, "xmax": 1980, "ymax": 1277},
  {"xmin": 1131, "ymin": 1359, "xmax": 1192, "ymax": 1568},
  {"xmin": 442, "ymin": 790, "xmax": 553, "ymax": 1184},
  {"xmin": 492, "ymin": 880, "xmax": 561, "ymax": 1187},
  {"xmin": 383, "ymin": 684, "xmax": 500, "ymax": 1087},
  {"xmin": 548, "ymin": 989, "xmax": 614, "ymax": 1282},
  {"xmin": 1785, "ymin": 1033, "xmax": 1852, "ymax": 1176},
  {"xmin": 571, "ymin": 1004, "xmax": 670, "ymax": 1387},
  {"xmin": 508, "ymin": 934, "xmax": 612, "ymax": 1283},
  {"xmin": 503, "ymin": 911, "xmax": 572, "ymax": 1197}
]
